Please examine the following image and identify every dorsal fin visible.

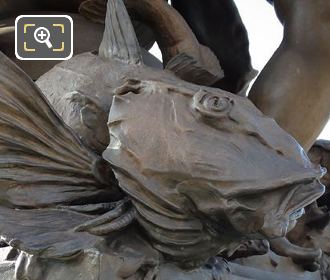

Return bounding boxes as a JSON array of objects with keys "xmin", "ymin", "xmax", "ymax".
[{"xmin": 99, "ymin": 0, "xmax": 142, "ymax": 64}]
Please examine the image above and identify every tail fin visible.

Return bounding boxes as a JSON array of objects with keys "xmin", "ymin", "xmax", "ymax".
[{"xmin": 99, "ymin": 0, "xmax": 142, "ymax": 64}]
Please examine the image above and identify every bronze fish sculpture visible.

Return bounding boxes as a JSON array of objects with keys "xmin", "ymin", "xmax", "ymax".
[{"xmin": 0, "ymin": 0, "xmax": 326, "ymax": 278}]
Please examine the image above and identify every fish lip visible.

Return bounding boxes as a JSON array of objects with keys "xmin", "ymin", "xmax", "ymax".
[
  {"xmin": 212, "ymin": 165, "xmax": 326, "ymax": 199},
  {"xmin": 260, "ymin": 179, "xmax": 325, "ymax": 239},
  {"xmin": 263, "ymin": 168, "xmax": 325, "ymax": 194},
  {"xmin": 283, "ymin": 180, "xmax": 325, "ymax": 218}
]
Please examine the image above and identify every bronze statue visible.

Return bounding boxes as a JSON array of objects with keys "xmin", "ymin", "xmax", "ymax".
[{"xmin": 0, "ymin": 0, "xmax": 328, "ymax": 279}]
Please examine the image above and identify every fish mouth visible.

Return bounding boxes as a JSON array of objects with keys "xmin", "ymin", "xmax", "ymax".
[
  {"xmin": 256, "ymin": 179, "xmax": 324, "ymax": 270},
  {"xmin": 285, "ymin": 181, "xmax": 324, "ymax": 224},
  {"xmin": 260, "ymin": 179, "xmax": 325, "ymax": 239}
]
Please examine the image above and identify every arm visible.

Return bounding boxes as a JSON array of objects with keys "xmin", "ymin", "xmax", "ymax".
[{"xmin": 249, "ymin": 0, "xmax": 330, "ymax": 150}]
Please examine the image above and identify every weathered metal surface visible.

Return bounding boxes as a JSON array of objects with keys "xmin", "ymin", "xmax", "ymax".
[{"xmin": 0, "ymin": 0, "xmax": 327, "ymax": 279}]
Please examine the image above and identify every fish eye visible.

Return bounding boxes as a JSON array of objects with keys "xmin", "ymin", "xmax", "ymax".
[
  {"xmin": 193, "ymin": 90, "xmax": 232, "ymax": 118},
  {"xmin": 204, "ymin": 95, "xmax": 229, "ymax": 112}
]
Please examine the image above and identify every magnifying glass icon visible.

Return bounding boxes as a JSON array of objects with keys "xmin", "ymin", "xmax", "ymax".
[{"xmin": 34, "ymin": 27, "xmax": 53, "ymax": 49}]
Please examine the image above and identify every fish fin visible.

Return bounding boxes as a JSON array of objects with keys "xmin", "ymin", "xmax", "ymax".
[
  {"xmin": 99, "ymin": 0, "xmax": 142, "ymax": 64},
  {"xmin": 0, "ymin": 52, "xmax": 120, "ymax": 257},
  {"xmin": 165, "ymin": 49, "xmax": 224, "ymax": 86},
  {"xmin": 0, "ymin": 51, "xmax": 119, "ymax": 208},
  {"xmin": 0, "ymin": 206, "xmax": 101, "ymax": 258}
]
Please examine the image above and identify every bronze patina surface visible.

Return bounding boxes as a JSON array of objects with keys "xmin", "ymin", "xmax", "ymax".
[{"xmin": 0, "ymin": 0, "xmax": 328, "ymax": 279}]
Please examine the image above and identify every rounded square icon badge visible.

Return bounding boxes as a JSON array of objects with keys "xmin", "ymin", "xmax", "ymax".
[{"xmin": 15, "ymin": 15, "xmax": 73, "ymax": 61}]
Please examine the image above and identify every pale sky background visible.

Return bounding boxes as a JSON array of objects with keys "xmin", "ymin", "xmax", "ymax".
[{"xmin": 150, "ymin": 0, "xmax": 330, "ymax": 141}]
